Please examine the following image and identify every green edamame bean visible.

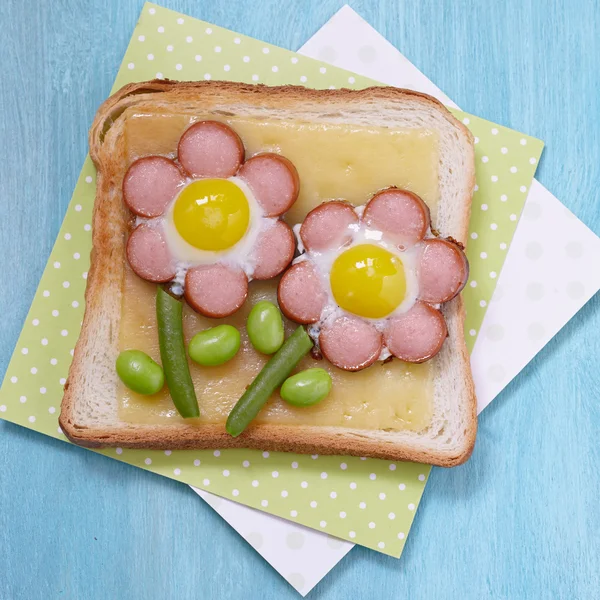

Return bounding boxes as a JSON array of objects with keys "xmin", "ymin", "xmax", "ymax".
[
  {"xmin": 281, "ymin": 368, "xmax": 332, "ymax": 407},
  {"xmin": 188, "ymin": 325, "xmax": 241, "ymax": 366},
  {"xmin": 247, "ymin": 300, "xmax": 284, "ymax": 355},
  {"xmin": 116, "ymin": 350, "xmax": 164, "ymax": 395}
]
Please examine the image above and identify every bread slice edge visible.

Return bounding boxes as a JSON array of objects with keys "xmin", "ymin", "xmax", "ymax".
[{"xmin": 60, "ymin": 81, "xmax": 477, "ymax": 467}]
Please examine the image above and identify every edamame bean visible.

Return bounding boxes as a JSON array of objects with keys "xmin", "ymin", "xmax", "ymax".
[
  {"xmin": 156, "ymin": 287, "xmax": 200, "ymax": 418},
  {"xmin": 116, "ymin": 350, "xmax": 165, "ymax": 395},
  {"xmin": 189, "ymin": 325, "xmax": 241, "ymax": 366},
  {"xmin": 247, "ymin": 300, "xmax": 284, "ymax": 355},
  {"xmin": 281, "ymin": 368, "xmax": 332, "ymax": 407},
  {"xmin": 226, "ymin": 326, "xmax": 313, "ymax": 437}
]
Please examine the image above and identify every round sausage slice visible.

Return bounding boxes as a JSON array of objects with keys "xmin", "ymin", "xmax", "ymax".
[
  {"xmin": 126, "ymin": 224, "xmax": 177, "ymax": 283},
  {"xmin": 238, "ymin": 153, "xmax": 299, "ymax": 217},
  {"xmin": 363, "ymin": 188, "xmax": 430, "ymax": 250},
  {"xmin": 384, "ymin": 302, "xmax": 448, "ymax": 363},
  {"xmin": 251, "ymin": 220, "xmax": 295, "ymax": 280},
  {"xmin": 299, "ymin": 201, "xmax": 358, "ymax": 252},
  {"xmin": 123, "ymin": 156, "xmax": 185, "ymax": 218},
  {"xmin": 178, "ymin": 121, "xmax": 244, "ymax": 178},
  {"xmin": 418, "ymin": 238, "xmax": 469, "ymax": 304},
  {"xmin": 184, "ymin": 263, "xmax": 248, "ymax": 318},
  {"xmin": 277, "ymin": 261, "xmax": 327, "ymax": 324},
  {"xmin": 319, "ymin": 316, "xmax": 383, "ymax": 371}
]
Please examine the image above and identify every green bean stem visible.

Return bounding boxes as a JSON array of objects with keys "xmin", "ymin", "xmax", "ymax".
[
  {"xmin": 156, "ymin": 286, "xmax": 200, "ymax": 418},
  {"xmin": 226, "ymin": 326, "xmax": 313, "ymax": 437}
]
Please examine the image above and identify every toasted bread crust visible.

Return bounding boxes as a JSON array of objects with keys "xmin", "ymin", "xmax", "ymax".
[{"xmin": 60, "ymin": 81, "xmax": 477, "ymax": 467}]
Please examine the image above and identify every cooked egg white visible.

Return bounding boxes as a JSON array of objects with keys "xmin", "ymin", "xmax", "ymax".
[
  {"xmin": 296, "ymin": 207, "xmax": 423, "ymax": 342},
  {"xmin": 140, "ymin": 176, "xmax": 274, "ymax": 286}
]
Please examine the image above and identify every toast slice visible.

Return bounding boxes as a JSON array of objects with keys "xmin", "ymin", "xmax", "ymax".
[{"xmin": 60, "ymin": 81, "xmax": 477, "ymax": 466}]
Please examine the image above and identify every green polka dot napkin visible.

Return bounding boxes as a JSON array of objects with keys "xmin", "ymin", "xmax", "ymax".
[{"xmin": 0, "ymin": 2, "xmax": 543, "ymax": 556}]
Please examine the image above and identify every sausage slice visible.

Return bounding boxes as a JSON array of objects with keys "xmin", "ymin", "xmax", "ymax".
[
  {"xmin": 363, "ymin": 188, "xmax": 430, "ymax": 250},
  {"xmin": 185, "ymin": 263, "xmax": 248, "ymax": 318},
  {"xmin": 418, "ymin": 238, "xmax": 469, "ymax": 304},
  {"xmin": 299, "ymin": 201, "xmax": 358, "ymax": 252},
  {"xmin": 384, "ymin": 302, "xmax": 448, "ymax": 363},
  {"xmin": 319, "ymin": 315, "xmax": 383, "ymax": 371},
  {"xmin": 251, "ymin": 220, "xmax": 295, "ymax": 280},
  {"xmin": 178, "ymin": 121, "xmax": 244, "ymax": 179},
  {"xmin": 126, "ymin": 224, "xmax": 177, "ymax": 283},
  {"xmin": 238, "ymin": 153, "xmax": 299, "ymax": 217},
  {"xmin": 277, "ymin": 261, "xmax": 327, "ymax": 324},
  {"xmin": 123, "ymin": 156, "xmax": 185, "ymax": 218}
]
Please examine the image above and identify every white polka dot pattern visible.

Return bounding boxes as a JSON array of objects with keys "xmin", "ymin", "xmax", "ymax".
[
  {"xmin": 471, "ymin": 180, "xmax": 600, "ymax": 414},
  {"xmin": 0, "ymin": 4, "xmax": 546, "ymax": 558}
]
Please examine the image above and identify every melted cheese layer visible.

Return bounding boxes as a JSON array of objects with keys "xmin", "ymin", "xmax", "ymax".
[{"xmin": 118, "ymin": 112, "xmax": 439, "ymax": 431}]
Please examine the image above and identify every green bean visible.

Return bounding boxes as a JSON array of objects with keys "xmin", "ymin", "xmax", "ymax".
[
  {"xmin": 116, "ymin": 350, "xmax": 164, "ymax": 395},
  {"xmin": 226, "ymin": 326, "xmax": 313, "ymax": 437},
  {"xmin": 280, "ymin": 368, "xmax": 332, "ymax": 407},
  {"xmin": 189, "ymin": 325, "xmax": 241, "ymax": 366},
  {"xmin": 156, "ymin": 287, "xmax": 199, "ymax": 418},
  {"xmin": 246, "ymin": 300, "xmax": 285, "ymax": 355}
]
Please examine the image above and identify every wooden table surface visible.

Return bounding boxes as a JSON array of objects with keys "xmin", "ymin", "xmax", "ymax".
[{"xmin": 1, "ymin": 1, "xmax": 599, "ymax": 598}]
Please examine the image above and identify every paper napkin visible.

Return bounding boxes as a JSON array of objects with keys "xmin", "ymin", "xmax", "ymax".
[{"xmin": 194, "ymin": 486, "xmax": 353, "ymax": 595}]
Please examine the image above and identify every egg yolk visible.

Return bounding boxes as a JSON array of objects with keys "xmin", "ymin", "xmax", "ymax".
[
  {"xmin": 173, "ymin": 179, "xmax": 250, "ymax": 251},
  {"xmin": 330, "ymin": 244, "xmax": 406, "ymax": 319}
]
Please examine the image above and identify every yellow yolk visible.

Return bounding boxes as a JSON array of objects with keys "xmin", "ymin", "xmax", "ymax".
[
  {"xmin": 330, "ymin": 244, "xmax": 406, "ymax": 319},
  {"xmin": 173, "ymin": 179, "xmax": 250, "ymax": 251}
]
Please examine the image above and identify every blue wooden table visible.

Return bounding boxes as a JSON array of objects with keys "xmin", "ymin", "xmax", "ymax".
[{"xmin": 1, "ymin": 1, "xmax": 599, "ymax": 598}]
